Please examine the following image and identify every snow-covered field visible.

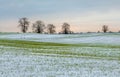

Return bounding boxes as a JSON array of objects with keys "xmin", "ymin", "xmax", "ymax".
[
  {"xmin": 0, "ymin": 33, "xmax": 120, "ymax": 45},
  {"xmin": 0, "ymin": 33, "xmax": 120, "ymax": 77}
]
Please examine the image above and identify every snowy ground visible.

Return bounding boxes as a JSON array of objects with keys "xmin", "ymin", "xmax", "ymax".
[
  {"xmin": 0, "ymin": 33, "xmax": 120, "ymax": 77},
  {"xmin": 0, "ymin": 33, "xmax": 120, "ymax": 45}
]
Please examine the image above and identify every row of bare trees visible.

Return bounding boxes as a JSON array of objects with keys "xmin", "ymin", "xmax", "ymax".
[
  {"xmin": 18, "ymin": 17, "xmax": 72, "ymax": 34},
  {"xmin": 18, "ymin": 17, "xmax": 115, "ymax": 34}
]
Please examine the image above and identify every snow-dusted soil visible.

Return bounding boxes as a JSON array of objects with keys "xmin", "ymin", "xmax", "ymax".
[
  {"xmin": 0, "ymin": 33, "xmax": 120, "ymax": 45},
  {"xmin": 0, "ymin": 46, "xmax": 120, "ymax": 77},
  {"xmin": 0, "ymin": 33, "xmax": 120, "ymax": 77}
]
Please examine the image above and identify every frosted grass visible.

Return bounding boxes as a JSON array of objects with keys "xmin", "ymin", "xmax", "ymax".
[
  {"xmin": 0, "ymin": 46, "xmax": 120, "ymax": 77},
  {"xmin": 0, "ymin": 33, "xmax": 120, "ymax": 77}
]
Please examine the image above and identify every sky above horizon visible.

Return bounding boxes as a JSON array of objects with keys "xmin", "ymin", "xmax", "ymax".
[{"xmin": 0, "ymin": 0, "xmax": 120, "ymax": 32}]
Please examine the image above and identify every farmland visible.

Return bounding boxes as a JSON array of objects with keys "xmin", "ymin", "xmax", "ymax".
[{"xmin": 0, "ymin": 33, "xmax": 120, "ymax": 77}]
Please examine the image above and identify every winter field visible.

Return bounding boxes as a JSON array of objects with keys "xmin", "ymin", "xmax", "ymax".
[{"xmin": 0, "ymin": 33, "xmax": 120, "ymax": 77}]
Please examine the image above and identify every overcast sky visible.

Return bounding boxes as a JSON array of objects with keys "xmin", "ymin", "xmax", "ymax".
[{"xmin": 0, "ymin": 0, "xmax": 120, "ymax": 32}]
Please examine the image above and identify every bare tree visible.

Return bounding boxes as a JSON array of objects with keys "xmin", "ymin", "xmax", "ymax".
[
  {"xmin": 102, "ymin": 25, "xmax": 109, "ymax": 33},
  {"xmin": 18, "ymin": 17, "xmax": 29, "ymax": 33},
  {"xmin": 32, "ymin": 20, "xmax": 45, "ymax": 33},
  {"xmin": 97, "ymin": 31, "xmax": 100, "ymax": 33},
  {"xmin": 47, "ymin": 24, "xmax": 56, "ymax": 34},
  {"xmin": 62, "ymin": 22, "xmax": 71, "ymax": 34},
  {"xmin": 118, "ymin": 30, "xmax": 120, "ymax": 33}
]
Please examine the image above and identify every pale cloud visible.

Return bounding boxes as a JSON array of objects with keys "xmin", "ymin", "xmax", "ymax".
[{"xmin": 0, "ymin": 0, "xmax": 120, "ymax": 32}]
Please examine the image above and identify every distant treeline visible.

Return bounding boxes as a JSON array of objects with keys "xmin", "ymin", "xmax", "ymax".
[{"xmin": 18, "ymin": 17, "xmax": 120, "ymax": 34}]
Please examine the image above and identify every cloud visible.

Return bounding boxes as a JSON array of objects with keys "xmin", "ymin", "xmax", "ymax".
[
  {"xmin": 0, "ymin": 0, "xmax": 120, "ymax": 32},
  {"xmin": 1, "ymin": 0, "xmax": 120, "ymax": 18}
]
